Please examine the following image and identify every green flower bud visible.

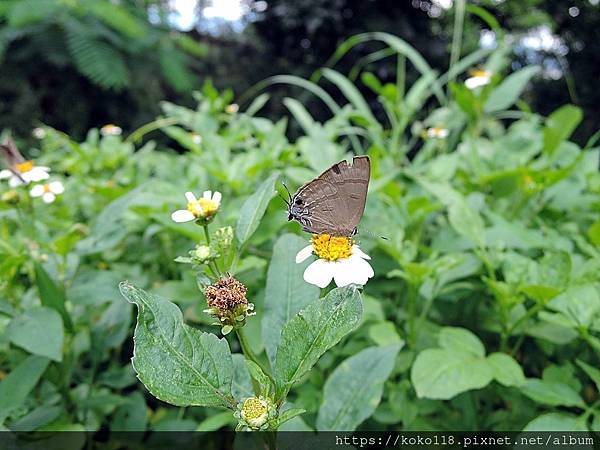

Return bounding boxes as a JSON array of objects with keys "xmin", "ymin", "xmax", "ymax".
[
  {"xmin": 234, "ymin": 396, "xmax": 277, "ymax": 431},
  {"xmin": 1, "ymin": 190, "xmax": 20, "ymax": 205}
]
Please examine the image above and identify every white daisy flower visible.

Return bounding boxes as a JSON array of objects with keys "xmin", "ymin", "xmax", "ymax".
[
  {"xmin": 426, "ymin": 127, "xmax": 449, "ymax": 139},
  {"xmin": 29, "ymin": 180, "xmax": 64, "ymax": 203},
  {"xmin": 465, "ymin": 69, "xmax": 492, "ymax": 90},
  {"xmin": 225, "ymin": 103, "xmax": 239, "ymax": 114},
  {"xmin": 100, "ymin": 124, "xmax": 122, "ymax": 136},
  {"xmin": 0, "ymin": 161, "xmax": 50, "ymax": 187},
  {"xmin": 171, "ymin": 190, "xmax": 222, "ymax": 223},
  {"xmin": 296, "ymin": 234, "xmax": 375, "ymax": 288},
  {"xmin": 191, "ymin": 133, "xmax": 202, "ymax": 144},
  {"xmin": 32, "ymin": 127, "xmax": 46, "ymax": 139}
]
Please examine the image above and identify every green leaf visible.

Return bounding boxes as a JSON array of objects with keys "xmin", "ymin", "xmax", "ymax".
[
  {"xmin": 275, "ymin": 407, "xmax": 307, "ymax": 428},
  {"xmin": 120, "ymin": 282, "xmax": 234, "ymax": 408},
  {"xmin": 447, "ymin": 199, "xmax": 485, "ymax": 248},
  {"xmin": 487, "ymin": 352, "xmax": 525, "ymax": 387},
  {"xmin": 262, "ymin": 234, "xmax": 320, "ymax": 365},
  {"xmin": 34, "ymin": 262, "xmax": 72, "ymax": 332},
  {"xmin": 111, "ymin": 392, "xmax": 148, "ymax": 432},
  {"xmin": 322, "ymin": 68, "xmax": 377, "ymax": 126},
  {"xmin": 484, "ymin": 66, "xmax": 540, "ymax": 113},
  {"xmin": 245, "ymin": 359, "xmax": 273, "ymax": 398},
  {"xmin": 0, "ymin": 355, "xmax": 49, "ymax": 424},
  {"xmin": 231, "ymin": 354, "xmax": 254, "ymax": 401},
  {"xmin": 543, "ymin": 105, "xmax": 582, "ymax": 155},
  {"xmin": 196, "ymin": 411, "xmax": 234, "ymax": 431},
  {"xmin": 368, "ymin": 321, "xmax": 404, "ymax": 347},
  {"xmin": 316, "ymin": 344, "xmax": 400, "ymax": 431},
  {"xmin": 523, "ymin": 413, "xmax": 587, "ymax": 431},
  {"xmin": 411, "ymin": 349, "xmax": 493, "ymax": 399},
  {"xmin": 283, "ymin": 98, "xmax": 316, "ymax": 134},
  {"xmin": 520, "ymin": 379, "xmax": 585, "ymax": 408},
  {"xmin": 7, "ymin": 307, "xmax": 64, "ymax": 362},
  {"xmin": 438, "ymin": 326, "xmax": 485, "ymax": 357},
  {"xmin": 576, "ymin": 359, "xmax": 600, "ymax": 393},
  {"xmin": 235, "ymin": 173, "xmax": 279, "ymax": 245},
  {"xmin": 548, "ymin": 284, "xmax": 600, "ymax": 328},
  {"xmin": 274, "ymin": 286, "xmax": 363, "ymax": 399}
]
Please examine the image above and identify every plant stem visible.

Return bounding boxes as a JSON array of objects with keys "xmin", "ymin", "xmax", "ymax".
[
  {"xmin": 407, "ymin": 285, "xmax": 417, "ymax": 348},
  {"xmin": 203, "ymin": 224, "xmax": 211, "ymax": 245},
  {"xmin": 448, "ymin": 0, "xmax": 465, "ymax": 92},
  {"xmin": 236, "ymin": 328, "xmax": 276, "ymax": 391}
]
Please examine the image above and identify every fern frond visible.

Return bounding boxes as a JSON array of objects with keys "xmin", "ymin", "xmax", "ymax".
[
  {"xmin": 66, "ymin": 26, "xmax": 130, "ymax": 90},
  {"xmin": 159, "ymin": 47, "xmax": 195, "ymax": 93}
]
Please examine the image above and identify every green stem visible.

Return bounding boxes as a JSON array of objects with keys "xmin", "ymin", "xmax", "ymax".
[
  {"xmin": 236, "ymin": 328, "xmax": 275, "ymax": 392},
  {"xmin": 407, "ymin": 285, "xmax": 417, "ymax": 348},
  {"xmin": 203, "ymin": 225, "xmax": 211, "ymax": 245},
  {"xmin": 448, "ymin": 0, "xmax": 466, "ymax": 93}
]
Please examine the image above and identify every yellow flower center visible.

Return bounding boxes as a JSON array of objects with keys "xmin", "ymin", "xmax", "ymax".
[
  {"xmin": 242, "ymin": 397, "xmax": 267, "ymax": 421},
  {"xmin": 469, "ymin": 69, "xmax": 490, "ymax": 78},
  {"xmin": 15, "ymin": 160, "xmax": 34, "ymax": 173},
  {"xmin": 187, "ymin": 198, "xmax": 219, "ymax": 218},
  {"xmin": 311, "ymin": 234, "xmax": 353, "ymax": 261},
  {"xmin": 43, "ymin": 184, "xmax": 50, "ymax": 193}
]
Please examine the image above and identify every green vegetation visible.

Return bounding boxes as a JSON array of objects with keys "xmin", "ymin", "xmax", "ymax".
[{"xmin": 0, "ymin": 29, "xmax": 599, "ymax": 436}]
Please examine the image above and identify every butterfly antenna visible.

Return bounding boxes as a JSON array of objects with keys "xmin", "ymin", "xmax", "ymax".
[
  {"xmin": 282, "ymin": 181, "xmax": 293, "ymax": 203},
  {"xmin": 357, "ymin": 228, "xmax": 389, "ymax": 241}
]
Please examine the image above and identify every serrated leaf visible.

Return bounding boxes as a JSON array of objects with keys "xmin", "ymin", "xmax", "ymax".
[
  {"xmin": 317, "ymin": 344, "xmax": 400, "ymax": 431},
  {"xmin": 262, "ymin": 234, "xmax": 319, "ymax": 366},
  {"xmin": 120, "ymin": 282, "xmax": 234, "ymax": 408},
  {"xmin": 274, "ymin": 286, "xmax": 363, "ymax": 400},
  {"xmin": 235, "ymin": 173, "xmax": 279, "ymax": 245},
  {"xmin": 7, "ymin": 307, "xmax": 64, "ymax": 362}
]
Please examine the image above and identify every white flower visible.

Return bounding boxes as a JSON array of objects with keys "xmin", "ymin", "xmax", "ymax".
[
  {"xmin": 225, "ymin": 103, "xmax": 239, "ymax": 114},
  {"xmin": 29, "ymin": 180, "xmax": 64, "ymax": 203},
  {"xmin": 191, "ymin": 133, "xmax": 202, "ymax": 144},
  {"xmin": 296, "ymin": 234, "xmax": 374, "ymax": 288},
  {"xmin": 465, "ymin": 69, "xmax": 492, "ymax": 89},
  {"xmin": 100, "ymin": 124, "xmax": 122, "ymax": 136},
  {"xmin": 426, "ymin": 127, "xmax": 449, "ymax": 139},
  {"xmin": 32, "ymin": 127, "xmax": 46, "ymax": 139},
  {"xmin": 0, "ymin": 161, "xmax": 50, "ymax": 187},
  {"xmin": 171, "ymin": 190, "xmax": 222, "ymax": 223}
]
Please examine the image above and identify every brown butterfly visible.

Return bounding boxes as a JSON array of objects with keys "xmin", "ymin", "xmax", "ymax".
[
  {"xmin": 285, "ymin": 156, "xmax": 370, "ymax": 237},
  {"xmin": 0, "ymin": 138, "xmax": 27, "ymax": 184}
]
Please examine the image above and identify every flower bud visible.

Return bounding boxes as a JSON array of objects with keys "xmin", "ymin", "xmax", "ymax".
[
  {"xmin": 234, "ymin": 396, "xmax": 277, "ymax": 431},
  {"xmin": 214, "ymin": 226, "xmax": 233, "ymax": 250},
  {"xmin": 1, "ymin": 190, "xmax": 20, "ymax": 205},
  {"xmin": 190, "ymin": 244, "xmax": 214, "ymax": 264},
  {"xmin": 203, "ymin": 275, "xmax": 255, "ymax": 335}
]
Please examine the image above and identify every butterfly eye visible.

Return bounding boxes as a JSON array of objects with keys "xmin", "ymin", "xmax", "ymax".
[{"xmin": 295, "ymin": 198, "xmax": 303, "ymax": 205}]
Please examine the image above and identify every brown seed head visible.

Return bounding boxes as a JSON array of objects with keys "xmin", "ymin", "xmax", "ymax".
[{"xmin": 204, "ymin": 276, "xmax": 248, "ymax": 312}]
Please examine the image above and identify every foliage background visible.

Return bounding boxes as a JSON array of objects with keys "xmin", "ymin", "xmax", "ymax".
[{"xmin": 1, "ymin": 0, "xmax": 600, "ymax": 437}]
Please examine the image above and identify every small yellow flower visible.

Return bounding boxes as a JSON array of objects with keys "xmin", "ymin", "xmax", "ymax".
[
  {"xmin": 296, "ymin": 234, "xmax": 374, "ymax": 288},
  {"xmin": 171, "ymin": 190, "xmax": 222, "ymax": 223},
  {"xmin": 241, "ymin": 397, "xmax": 269, "ymax": 429}
]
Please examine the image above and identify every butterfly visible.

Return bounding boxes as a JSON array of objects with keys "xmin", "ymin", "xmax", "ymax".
[
  {"xmin": 0, "ymin": 138, "xmax": 27, "ymax": 184},
  {"xmin": 284, "ymin": 156, "xmax": 370, "ymax": 237}
]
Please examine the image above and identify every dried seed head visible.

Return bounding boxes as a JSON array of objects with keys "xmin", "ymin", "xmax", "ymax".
[{"xmin": 203, "ymin": 276, "xmax": 254, "ymax": 334}]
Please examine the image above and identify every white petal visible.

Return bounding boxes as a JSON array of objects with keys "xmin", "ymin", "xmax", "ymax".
[
  {"xmin": 171, "ymin": 209, "xmax": 195, "ymax": 223},
  {"xmin": 30, "ymin": 185, "xmax": 45, "ymax": 197},
  {"xmin": 465, "ymin": 76, "xmax": 490, "ymax": 90},
  {"xmin": 352, "ymin": 245, "xmax": 371, "ymax": 260},
  {"xmin": 212, "ymin": 191, "xmax": 222, "ymax": 204},
  {"xmin": 184, "ymin": 191, "xmax": 196, "ymax": 203},
  {"xmin": 303, "ymin": 259, "xmax": 335, "ymax": 288},
  {"xmin": 26, "ymin": 167, "xmax": 50, "ymax": 182},
  {"xmin": 333, "ymin": 255, "xmax": 374, "ymax": 287},
  {"xmin": 295, "ymin": 245, "xmax": 314, "ymax": 263},
  {"xmin": 0, "ymin": 169, "xmax": 12, "ymax": 179},
  {"xmin": 48, "ymin": 181, "xmax": 64, "ymax": 194},
  {"xmin": 8, "ymin": 176, "xmax": 23, "ymax": 187},
  {"xmin": 203, "ymin": 190, "xmax": 212, "ymax": 199},
  {"xmin": 42, "ymin": 192, "xmax": 56, "ymax": 203}
]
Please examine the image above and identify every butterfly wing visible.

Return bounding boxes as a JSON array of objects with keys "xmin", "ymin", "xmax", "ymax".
[{"xmin": 290, "ymin": 156, "xmax": 370, "ymax": 236}]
